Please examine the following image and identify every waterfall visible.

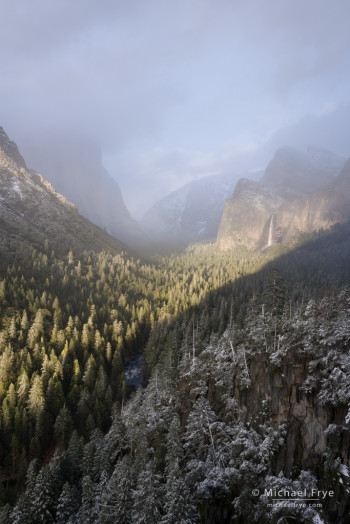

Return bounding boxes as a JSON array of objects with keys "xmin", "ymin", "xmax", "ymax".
[{"xmin": 267, "ymin": 214, "xmax": 275, "ymax": 247}]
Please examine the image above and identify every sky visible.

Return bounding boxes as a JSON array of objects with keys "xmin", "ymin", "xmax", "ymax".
[{"xmin": 1, "ymin": 0, "xmax": 350, "ymax": 216}]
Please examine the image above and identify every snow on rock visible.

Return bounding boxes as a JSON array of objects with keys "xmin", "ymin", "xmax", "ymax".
[{"xmin": 12, "ymin": 180, "xmax": 23, "ymax": 199}]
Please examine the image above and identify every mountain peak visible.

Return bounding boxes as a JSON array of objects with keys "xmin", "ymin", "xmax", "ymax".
[
  {"xmin": 0, "ymin": 126, "xmax": 129, "ymax": 256},
  {"xmin": 139, "ymin": 172, "xmax": 241, "ymax": 246},
  {"xmin": 0, "ymin": 127, "xmax": 27, "ymax": 169},
  {"xmin": 260, "ymin": 145, "xmax": 345, "ymax": 198},
  {"xmin": 338, "ymin": 156, "xmax": 350, "ymax": 178}
]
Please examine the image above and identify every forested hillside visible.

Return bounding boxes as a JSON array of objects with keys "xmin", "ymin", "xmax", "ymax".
[
  {"xmin": 0, "ymin": 238, "xmax": 276, "ymax": 501},
  {"xmin": 0, "ymin": 219, "xmax": 349, "ymax": 522}
]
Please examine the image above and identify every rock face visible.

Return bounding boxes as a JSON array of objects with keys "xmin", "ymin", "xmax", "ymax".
[
  {"xmin": 0, "ymin": 127, "xmax": 128, "ymax": 255},
  {"xmin": 233, "ymin": 353, "xmax": 332, "ymax": 475},
  {"xmin": 19, "ymin": 133, "xmax": 145, "ymax": 248},
  {"xmin": 217, "ymin": 147, "xmax": 347, "ymax": 250},
  {"xmin": 216, "ymin": 179, "xmax": 285, "ymax": 250},
  {"xmin": 269, "ymin": 157, "xmax": 350, "ymax": 246},
  {"xmin": 139, "ymin": 172, "xmax": 246, "ymax": 246}
]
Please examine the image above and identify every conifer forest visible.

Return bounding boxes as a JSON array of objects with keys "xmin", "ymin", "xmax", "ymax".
[{"xmin": 0, "ymin": 221, "xmax": 350, "ymax": 523}]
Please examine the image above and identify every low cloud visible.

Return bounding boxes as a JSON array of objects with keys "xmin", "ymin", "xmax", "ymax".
[{"xmin": 1, "ymin": 0, "xmax": 349, "ymax": 215}]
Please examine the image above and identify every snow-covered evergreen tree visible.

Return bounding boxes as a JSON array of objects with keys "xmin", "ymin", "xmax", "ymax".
[
  {"xmin": 100, "ymin": 456, "xmax": 134, "ymax": 523},
  {"xmin": 162, "ymin": 459, "xmax": 198, "ymax": 524},
  {"xmin": 56, "ymin": 482, "xmax": 79, "ymax": 524},
  {"xmin": 132, "ymin": 460, "xmax": 164, "ymax": 524},
  {"xmin": 80, "ymin": 474, "xmax": 97, "ymax": 524},
  {"xmin": 32, "ymin": 466, "xmax": 55, "ymax": 524}
]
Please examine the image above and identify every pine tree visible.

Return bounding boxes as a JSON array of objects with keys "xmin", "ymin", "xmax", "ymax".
[
  {"xmin": 132, "ymin": 460, "xmax": 164, "ymax": 524},
  {"xmin": 8, "ymin": 317, "xmax": 16, "ymax": 339},
  {"xmin": 10, "ymin": 493, "xmax": 34, "ymax": 524},
  {"xmin": 83, "ymin": 355, "xmax": 97, "ymax": 390},
  {"xmin": 81, "ymin": 475, "xmax": 97, "ymax": 524},
  {"xmin": 21, "ymin": 309, "xmax": 29, "ymax": 331},
  {"xmin": 0, "ymin": 505, "xmax": 11, "ymax": 524},
  {"xmin": 101, "ymin": 412, "xmax": 127, "ymax": 474},
  {"xmin": 66, "ymin": 430, "xmax": 83, "ymax": 483},
  {"xmin": 54, "ymin": 404, "xmax": 73, "ymax": 446},
  {"xmin": 17, "ymin": 371, "xmax": 30, "ymax": 406},
  {"xmin": 25, "ymin": 458, "xmax": 39, "ymax": 494},
  {"xmin": 100, "ymin": 456, "xmax": 134, "ymax": 523},
  {"xmin": 56, "ymin": 482, "xmax": 79, "ymax": 524},
  {"xmin": 162, "ymin": 414, "xmax": 199, "ymax": 523},
  {"xmin": 164, "ymin": 414, "xmax": 184, "ymax": 476},
  {"xmin": 27, "ymin": 375, "xmax": 45, "ymax": 419},
  {"xmin": 184, "ymin": 397, "xmax": 217, "ymax": 463},
  {"xmin": 162, "ymin": 460, "xmax": 198, "ymax": 524},
  {"xmin": 32, "ymin": 466, "xmax": 54, "ymax": 524},
  {"xmin": 263, "ymin": 267, "xmax": 287, "ymax": 318},
  {"xmin": 49, "ymin": 450, "xmax": 65, "ymax": 513}
]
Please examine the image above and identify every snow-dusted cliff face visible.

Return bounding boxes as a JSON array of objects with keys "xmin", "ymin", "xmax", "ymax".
[
  {"xmin": 217, "ymin": 146, "xmax": 348, "ymax": 251},
  {"xmin": 0, "ymin": 127, "xmax": 127, "ymax": 255},
  {"xmin": 139, "ymin": 172, "xmax": 246, "ymax": 246},
  {"xmin": 19, "ymin": 133, "xmax": 145, "ymax": 248}
]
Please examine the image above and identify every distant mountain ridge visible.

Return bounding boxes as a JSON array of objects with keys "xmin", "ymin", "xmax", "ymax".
[
  {"xmin": 0, "ymin": 127, "xmax": 130, "ymax": 256},
  {"xmin": 139, "ymin": 171, "xmax": 260, "ymax": 246},
  {"xmin": 260, "ymin": 146, "xmax": 344, "ymax": 197},
  {"xmin": 217, "ymin": 146, "xmax": 347, "ymax": 250}
]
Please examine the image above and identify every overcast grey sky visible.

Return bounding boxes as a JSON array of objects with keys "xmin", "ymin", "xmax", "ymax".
[{"xmin": 1, "ymin": 0, "xmax": 350, "ymax": 215}]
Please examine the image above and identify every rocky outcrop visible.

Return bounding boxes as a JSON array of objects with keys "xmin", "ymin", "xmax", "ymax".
[
  {"xmin": 275, "ymin": 157, "xmax": 350, "ymax": 241},
  {"xmin": 217, "ymin": 147, "xmax": 349, "ymax": 251},
  {"xmin": 216, "ymin": 179, "xmax": 285, "ymax": 250},
  {"xmin": 0, "ymin": 127, "xmax": 27, "ymax": 169},
  {"xmin": 232, "ymin": 352, "xmax": 342, "ymax": 476}
]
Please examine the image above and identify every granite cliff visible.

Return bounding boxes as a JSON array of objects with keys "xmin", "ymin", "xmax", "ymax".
[{"xmin": 217, "ymin": 147, "xmax": 347, "ymax": 250}]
